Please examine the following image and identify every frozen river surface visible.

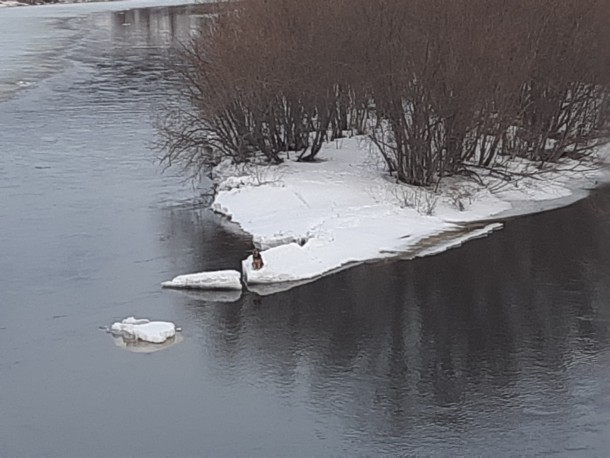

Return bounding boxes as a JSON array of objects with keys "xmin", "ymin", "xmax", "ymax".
[{"xmin": 1, "ymin": 3, "xmax": 610, "ymax": 456}]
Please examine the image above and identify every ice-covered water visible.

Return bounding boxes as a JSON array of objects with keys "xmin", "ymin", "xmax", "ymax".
[{"xmin": 1, "ymin": 3, "xmax": 609, "ymax": 456}]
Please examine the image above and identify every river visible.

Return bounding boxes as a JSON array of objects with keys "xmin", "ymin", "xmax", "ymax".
[{"xmin": 1, "ymin": 3, "xmax": 609, "ymax": 456}]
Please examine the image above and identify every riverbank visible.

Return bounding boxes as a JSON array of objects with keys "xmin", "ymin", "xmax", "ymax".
[
  {"xmin": 0, "ymin": 0, "xmax": 114, "ymax": 6},
  {"xmin": 211, "ymin": 137, "xmax": 608, "ymax": 292}
]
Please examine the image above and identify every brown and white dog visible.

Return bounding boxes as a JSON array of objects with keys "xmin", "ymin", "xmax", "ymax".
[{"xmin": 251, "ymin": 248, "xmax": 264, "ymax": 270}]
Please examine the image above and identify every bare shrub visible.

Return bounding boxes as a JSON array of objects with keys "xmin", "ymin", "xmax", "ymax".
[
  {"xmin": 391, "ymin": 185, "xmax": 439, "ymax": 216},
  {"xmin": 511, "ymin": 1, "xmax": 610, "ymax": 164},
  {"xmin": 158, "ymin": 0, "xmax": 609, "ymax": 186}
]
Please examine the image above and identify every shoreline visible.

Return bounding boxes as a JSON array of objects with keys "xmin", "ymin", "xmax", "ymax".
[
  {"xmin": 209, "ymin": 137, "xmax": 608, "ymax": 294},
  {"xmin": 0, "ymin": 0, "xmax": 118, "ymax": 6}
]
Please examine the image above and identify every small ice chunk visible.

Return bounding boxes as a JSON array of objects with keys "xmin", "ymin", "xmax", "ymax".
[
  {"xmin": 161, "ymin": 269, "xmax": 242, "ymax": 290},
  {"xmin": 110, "ymin": 317, "xmax": 176, "ymax": 344}
]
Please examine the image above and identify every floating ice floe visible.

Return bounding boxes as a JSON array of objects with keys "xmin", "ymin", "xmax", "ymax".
[
  {"xmin": 161, "ymin": 269, "xmax": 242, "ymax": 290},
  {"xmin": 110, "ymin": 317, "xmax": 177, "ymax": 344}
]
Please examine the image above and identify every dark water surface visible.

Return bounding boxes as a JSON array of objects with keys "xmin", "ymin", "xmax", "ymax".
[{"xmin": 1, "ymin": 5, "xmax": 609, "ymax": 457}]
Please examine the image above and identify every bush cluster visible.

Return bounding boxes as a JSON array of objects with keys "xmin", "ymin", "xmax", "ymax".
[{"xmin": 159, "ymin": 0, "xmax": 609, "ymax": 186}]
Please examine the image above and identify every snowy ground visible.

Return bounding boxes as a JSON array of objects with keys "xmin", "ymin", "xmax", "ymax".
[
  {"xmin": 209, "ymin": 137, "xmax": 608, "ymax": 293},
  {"xmin": 0, "ymin": 1, "xmax": 26, "ymax": 6}
]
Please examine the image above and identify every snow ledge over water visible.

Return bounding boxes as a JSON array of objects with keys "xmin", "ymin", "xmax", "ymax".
[
  {"xmin": 161, "ymin": 270, "xmax": 242, "ymax": 290},
  {"xmin": 205, "ymin": 138, "xmax": 609, "ymax": 293}
]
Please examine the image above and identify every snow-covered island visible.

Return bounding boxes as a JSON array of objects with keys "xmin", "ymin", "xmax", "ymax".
[
  {"xmin": 153, "ymin": 0, "xmax": 608, "ymax": 295},
  {"xmin": 179, "ymin": 137, "xmax": 607, "ymax": 294}
]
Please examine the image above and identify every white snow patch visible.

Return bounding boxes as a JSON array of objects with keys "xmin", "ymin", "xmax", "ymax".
[
  {"xmin": 110, "ymin": 317, "xmax": 176, "ymax": 344},
  {"xmin": 0, "ymin": 1, "xmax": 28, "ymax": 7},
  {"xmin": 253, "ymin": 233, "xmax": 307, "ymax": 250},
  {"xmin": 162, "ymin": 269, "xmax": 242, "ymax": 290},
  {"xmin": 210, "ymin": 137, "xmax": 609, "ymax": 292}
]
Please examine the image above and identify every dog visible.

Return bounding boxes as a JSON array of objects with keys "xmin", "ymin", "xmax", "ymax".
[{"xmin": 251, "ymin": 248, "xmax": 264, "ymax": 270}]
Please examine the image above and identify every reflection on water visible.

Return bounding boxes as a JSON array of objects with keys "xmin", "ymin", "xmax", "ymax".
[
  {"xmin": 182, "ymin": 187, "xmax": 610, "ymax": 454},
  {"xmin": 1, "ymin": 4, "xmax": 609, "ymax": 456},
  {"xmin": 113, "ymin": 332, "xmax": 185, "ymax": 353}
]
